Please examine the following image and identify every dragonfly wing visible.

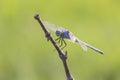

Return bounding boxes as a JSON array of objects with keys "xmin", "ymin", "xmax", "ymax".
[
  {"xmin": 67, "ymin": 31, "xmax": 77, "ymax": 42},
  {"xmin": 66, "ymin": 32, "xmax": 87, "ymax": 51},
  {"xmin": 43, "ymin": 21, "xmax": 66, "ymax": 32},
  {"xmin": 76, "ymin": 39, "xmax": 104, "ymax": 54},
  {"xmin": 43, "ymin": 21, "xmax": 57, "ymax": 32},
  {"xmin": 75, "ymin": 39, "xmax": 88, "ymax": 51}
]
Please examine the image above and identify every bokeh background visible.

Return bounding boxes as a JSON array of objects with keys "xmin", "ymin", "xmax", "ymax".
[{"xmin": 0, "ymin": 0, "xmax": 120, "ymax": 80}]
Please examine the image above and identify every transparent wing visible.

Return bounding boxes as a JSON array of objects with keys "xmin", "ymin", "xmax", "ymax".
[
  {"xmin": 43, "ymin": 21, "xmax": 65, "ymax": 32},
  {"xmin": 66, "ymin": 32, "xmax": 88, "ymax": 51},
  {"xmin": 67, "ymin": 31, "xmax": 77, "ymax": 42},
  {"xmin": 43, "ymin": 21, "xmax": 57, "ymax": 32}
]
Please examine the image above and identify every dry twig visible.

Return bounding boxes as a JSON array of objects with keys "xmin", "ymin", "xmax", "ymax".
[{"xmin": 34, "ymin": 14, "xmax": 74, "ymax": 80}]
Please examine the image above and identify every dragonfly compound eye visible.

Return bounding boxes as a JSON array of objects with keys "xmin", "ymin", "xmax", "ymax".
[{"xmin": 55, "ymin": 30, "xmax": 61, "ymax": 36}]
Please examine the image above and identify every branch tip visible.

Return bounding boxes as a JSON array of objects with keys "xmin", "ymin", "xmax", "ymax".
[{"xmin": 34, "ymin": 14, "xmax": 39, "ymax": 20}]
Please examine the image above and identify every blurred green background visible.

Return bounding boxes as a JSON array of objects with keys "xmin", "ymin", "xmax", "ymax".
[{"xmin": 0, "ymin": 0, "xmax": 120, "ymax": 80}]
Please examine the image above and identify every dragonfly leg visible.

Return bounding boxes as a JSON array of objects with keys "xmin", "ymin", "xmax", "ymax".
[
  {"xmin": 59, "ymin": 39, "xmax": 63, "ymax": 48},
  {"xmin": 55, "ymin": 37, "xmax": 63, "ymax": 47},
  {"xmin": 61, "ymin": 38, "xmax": 67, "ymax": 50},
  {"xmin": 55, "ymin": 37, "xmax": 64, "ymax": 48},
  {"xmin": 55, "ymin": 36, "xmax": 62, "ymax": 45},
  {"xmin": 55, "ymin": 34, "xmax": 66, "ymax": 49},
  {"xmin": 56, "ymin": 38, "xmax": 61, "ymax": 44},
  {"xmin": 55, "ymin": 36, "xmax": 61, "ymax": 41}
]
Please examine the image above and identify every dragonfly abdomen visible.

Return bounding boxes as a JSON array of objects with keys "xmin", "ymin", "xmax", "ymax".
[{"xmin": 76, "ymin": 39, "xmax": 104, "ymax": 54}]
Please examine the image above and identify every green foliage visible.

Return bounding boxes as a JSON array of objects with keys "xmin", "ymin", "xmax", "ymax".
[{"xmin": 0, "ymin": 0, "xmax": 120, "ymax": 80}]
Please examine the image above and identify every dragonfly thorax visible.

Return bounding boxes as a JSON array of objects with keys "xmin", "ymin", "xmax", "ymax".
[{"xmin": 55, "ymin": 30, "xmax": 61, "ymax": 36}]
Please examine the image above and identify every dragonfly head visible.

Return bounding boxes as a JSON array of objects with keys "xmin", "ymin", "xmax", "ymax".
[{"xmin": 55, "ymin": 30, "xmax": 61, "ymax": 36}]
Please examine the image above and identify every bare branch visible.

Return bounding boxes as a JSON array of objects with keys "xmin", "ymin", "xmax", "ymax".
[{"xmin": 34, "ymin": 14, "xmax": 74, "ymax": 80}]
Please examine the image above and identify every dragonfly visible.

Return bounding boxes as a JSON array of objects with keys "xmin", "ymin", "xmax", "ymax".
[{"xmin": 43, "ymin": 21, "xmax": 104, "ymax": 54}]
